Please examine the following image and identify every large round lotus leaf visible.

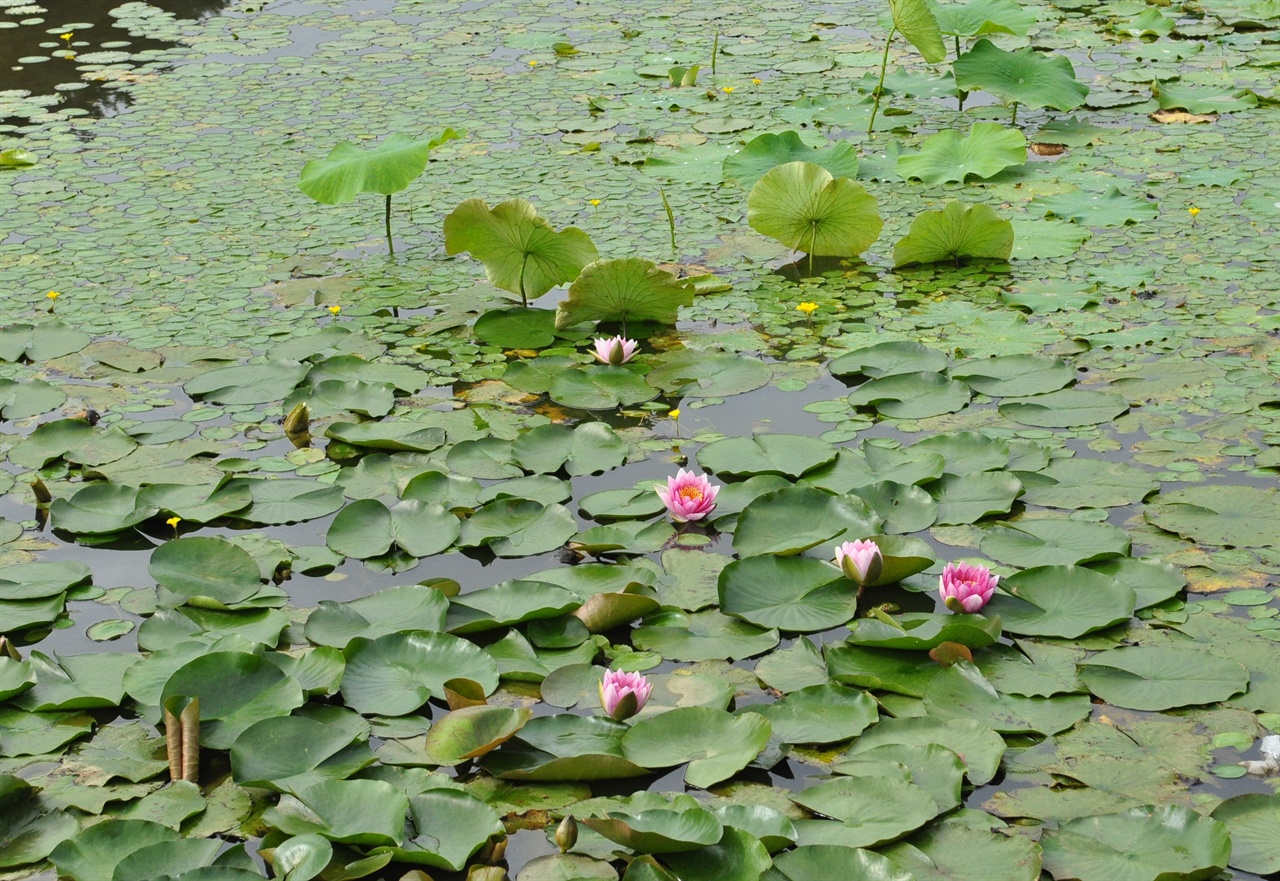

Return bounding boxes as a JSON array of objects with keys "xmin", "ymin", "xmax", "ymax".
[
  {"xmin": 986, "ymin": 565, "xmax": 1135, "ymax": 638},
  {"xmin": 183, "ymin": 362, "xmax": 309, "ymax": 405},
  {"xmin": 880, "ymin": 809, "xmax": 1043, "ymax": 881},
  {"xmin": 954, "ymin": 39, "xmax": 1089, "ymax": 111},
  {"xmin": 723, "ymin": 131, "xmax": 859, "ymax": 190},
  {"xmin": 979, "ymin": 519, "xmax": 1130, "ymax": 568},
  {"xmin": 1211, "ymin": 793, "xmax": 1280, "ymax": 874},
  {"xmin": 829, "ymin": 342, "xmax": 947, "ymax": 379},
  {"xmin": 663, "ymin": 826, "xmax": 773, "ymax": 881},
  {"xmin": 303, "ymin": 585, "xmax": 448, "ymax": 648},
  {"xmin": 927, "ymin": 472, "xmax": 1023, "ymax": 525},
  {"xmin": 826, "ymin": 644, "xmax": 941, "ymax": 697},
  {"xmin": 473, "ymin": 306, "xmax": 558, "ymax": 349},
  {"xmin": 932, "ymin": 0, "xmax": 1035, "ymax": 35},
  {"xmin": 633, "ymin": 610, "xmax": 779, "ymax": 662},
  {"xmin": 923, "ymin": 661, "xmax": 1090, "ymax": 735},
  {"xmin": 893, "ymin": 200, "xmax": 1014, "ymax": 267},
  {"xmin": 445, "ymin": 198, "xmax": 598, "ymax": 304},
  {"xmin": 698, "ymin": 434, "xmax": 837, "ymax": 478},
  {"xmin": 299, "ymin": 130, "xmax": 458, "ymax": 203},
  {"xmin": 340, "ymin": 631, "xmax": 498, "ymax": 716},
  {"xmin": 849, "ymin": 483, "xmax": 937, "ymax": 534},
  {"xmin": 458, "ymin": 499, "xmax": 577, "ymax": 557},
  {"xmin": 513, "ymin": 422, "xmax": 628, "ymax": 476},
  {"xmin": 424, "ymin": 705, "xmax": 534, "ymax": 765},
  {"xmin": 846, "ymin": 613, "xmax": 1002, "ymax": 651},
  {"xmin": 769, "ymin": 844, "xmax": 912, "ymax": 881},
  {"xmin": 645, "ymin": 351, "xmax": 772, "ymax": 398},
  {"xmin": 262, "ymin": 779, "xmax": 409, "ymax": 847},
  {"xmin": 583, "ymin": 806, "xmax": 724, "ymax": 854},
  {"xmin": 1077, "ymin": 646, "xmax": 1249, "ymax": 712},
  {"xmin": 49, "ymin": 819, "xmax": 180, "ymax": 881},
  {"xmin": 845, "ymin": 716, "xmax": 1006, "ymax": 786},
  {"xmin": 161, "ymin": 652, "xmax": 304, "ymax": 750},
  {"xmin": 270, "ymin": 835, "xmax": 332, "ymax": 881},
  {"xmin": 445, "ymin": 580, "xmax": 581, "ymax": 633},
  {"xmin": 833, "ymin": 742, "xmax": 966, "ymax": 814},
  {"xmin": 733, "ymin": 487, "xmax": 879, "ymax": 557},
  {"xmin": 741, "ymin": 683, "xmax": 878, "ymax": 744},
  {"xmin": 890, "ymin": 0, "xmax": 947, "ymax": 61},
  {"xmin": 1040, "ymin": 805, "xmax": 1229, "ymax": 881},
  {"xmin": 0, "ymin": 378, "xmax": 66, "ymax": 420},
  {"xmin": 1087, "ymin": 558, "xmax": 1184, "ymax": 611},
  {"xmin": 712, "ymin": 805, "xmax": 798, "ymax": 854},
  {"xmin": 110, "ymin": 837, "xmax": 222, "ymax": 881},
  {"xmin": 790, "ymin": 775, "xmax": 940, "ymax": 847},
  {"xmin": 224, "ymin": 478, "xmax": 345, "ymax": 526},
  {"xmin": 324, "ymin": 422, "xmax": 446, "ymax": 453},
  {"xmin": 555, "ymin": 258, "xmax": 695, "ymax": 328},
  {"xmin": 718, "ymin": 555, "xmax": 857, "ymax": 632},
  {"xmin": 148, "ymin": 537, "xmax": 262, "ymax": 608},
  {"xmin": 230, "ymin": 710, "xmax": 372, "ymax": 792},
  {"xmin": 951, "ymin": 354, "xmax": 1074, "ymax": 397},
  {"xmin": 846, "ymin": 372, "xmax": 971, "ymax": 419},
  {"xmin": 375, "ymin": 789, "xmax": 504, "ymax": 871},
  {"xmin": 1144, "ymin": 485, "xmax": 1280, "ymax": 548},
  {"xmin": 548, "ymin": 366, "xmax": 659, "ymax": 410},
  {"xmin": 1017, "ymin": 458, "xmax": 1157, "ymax": 510},
  {"xmin": 999, "ymin": 389, "xmax": 1129, "ymax": 428},
  {"xmin": 747, "ymin": 162, "xmax": 883, "ymax": 258},
  {"xmin": 49, "ymin": 484, "xmax": 156, "ymax": 535},
  {"xmin": 623, "ymin": 706, "xmax": 772, "ymax": 788},
  {"xmin": 325, "ymin": 499, "xmax": 459, "ymax": 560},
  {"xmin": 897, "ymin": 127, "xmax": 1026, "ymax": 186}
]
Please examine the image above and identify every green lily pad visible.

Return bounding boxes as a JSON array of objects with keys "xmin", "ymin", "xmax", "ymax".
[
  {"xmin": 584, "ymin": 805, "xmax": 724, "ymax": 854},
  {"xmin": 1040, "ymin": 805, "xmax": 1229, "ymax": 881},
  {"xmin": 999, "ymin": 389, "xmax": 1130, "ymax": 427},
  {"xmin": 1144, "ymin": 485, "xmax": 1280, "ymax": 548},
  {"xmin": 719, "ymin": 555, "xmax": 858, "ymax": 632},
  {"xmin": 829, "ymin": 341, "xmax": 947, "ymax": 379},
  {"xmin": 979, "ymin": 519, "xmax": 1131, "ymax": 568},
  {"xmin": 698, "ymin": 434, "xmax": 837, "ymax": 478},
  {"xmin": 986, "ymin": 565, "xmax": 1135, "ymax": 638},
  {"xmin": 846, "ymin": 371, "xmax": 971, "ymax": 419},
  {"xmin": 0, "ymin": 378, "xmax": 66, "ymax": 420},
  {"xmin": 880, "ymin": 810, "xmax": 1043, "ymax": 881},
  {"xmin": 148, "ymin": 537, "xmax": 263, "ymax": 608},
  {"xmin": 623, "ymin": 707, "xmax": 771, "ymax": 788},
  {"xmin": 845, "ymin": 715, "xmax": 1006, "ymax": 785},
  {"xmin": 741, "ymin": 683, "xmax": 878, "ymax": 744},
  {"xmin": 1211, "ymin": 793, "xmax": 1280, "ymax": 875},
  {"xmin": 303, "ymin": 584, "xmax": 448, "ymax": 648},
  {"xmin": 513, "ymin": 422, "xmax": 628, "ymax": 476},
  {"xmin": 340, "ymin": 631, "xmax": 498, "ymax": 716},
  {"xmin": 1017, "ymin": 458, "xmax": 1156, "ymax": 509},
  {"xmin": 1031, "ymin": 186, "xmax": 1157, "ymax": 228},
  {"xmin": 325, "ymin": 499, "xmax": 459, "ymax": 560},
  {"xmin": 927, "ymin": 472, "xmax": 1024, "ymax": 525},
  {"xmin": 722, "ymin": 131, "xmax": 859, "ymax": 190},
  {"xmin": 161, "ymin": 652, "xmax": 305, "ymax": 749},
  {"xmin": 897, "ymin": 125, "xmax": 1026, "ymax": 186},
  {"xmin": 645, "ymin": 351, "xmax": 772, "ymax": 398},
  {"xmin": 49, "ymin": 820, "xmax": 180, "ymax": 881},
  {"xmin": 733, "ymin": 486, "xmax": 879, "ymax": 556},
  {"xmin": 263, "ymin": 779, "xmax": 409, "ymax": 847},
  {"xmin": 458, "ymin": 499, "xmax": 577, "ymax": 557},
  {"xmin": 846, "ymin": 612, "xmax": 1002, "ymax": 651},
  {"xmin": 548, "ymin": 366, "xmax": 660, "ymax": 410},
  {"xmin": 790, "ymin": 775, "xmax": 940, "ymax": 847},
  {"xmin": 1077, "ymin": 646, "xmax": 1250, "ymax": 711},
  {"xmin": 371, "ymin": 789, "xmax": 503, "ymax": 870},
  {"xmin": 424, "ymin": 705, "xmax": 533, "ymax": 765},
  {"xmin": 923, "ymin": 661, "xmax": 1091, "ymax": 735},
  {"xmin": 632, "ymin": 610, "xmax": 779, "ymax": 662},
  {"xmin": 473, "ymin": 306, "xmax": 559, "ymax": 349},
  {"xmin": 767, "ymin": 845, "xmax": 912, "ymax": 881}
]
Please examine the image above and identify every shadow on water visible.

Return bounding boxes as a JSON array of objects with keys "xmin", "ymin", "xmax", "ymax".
[{"xmin": 0, "ymin": 0, "xmax": 231, "ymax": 132}]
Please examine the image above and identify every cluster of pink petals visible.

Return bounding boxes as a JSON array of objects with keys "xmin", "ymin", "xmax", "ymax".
[
  {"xmin": 939, "ymin": 561, "xmax": 998, "ymax": 613},
  {"xmin": 655, "ymin": 469, "xmax": 719, "ymax": 523},
  {"xmin": 592, "ymin": 336, "xmax": 638, "ymax": 366},
  {"xmin": 599, "ymin": 669, "xmax": 653, "ymax": 721},
  {"xmin": 834, "ymin": 539, "xmax": 882, "ymax": 586}
]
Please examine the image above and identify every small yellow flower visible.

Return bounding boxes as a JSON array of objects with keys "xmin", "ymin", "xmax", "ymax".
[
  {"xmin": 1188, "ymin": 206, "xmax": 1200, "ymax": 220},
  {"xmin": 528, "ymin": 59, "xmax": 538, "ymax": 66},
  {"xmin": 589, "ymin": 199, "xmax": 601, "ymax": 206},
  {"xmin": 721, "ymin": 86, "xmax": 735, "ymax": 94},
  {"xmin": 752, "ymin": 77, "xmax": 762, "ymax": 85},
  {"xmin": 669, "ymin": 408, "xmax": 681, "ymax": 421},
  {"xmin": 60, "ymin": 32, "xmax": 73, "ymax": 42},
  {"xmin": 797, "ymin": 302, "xmax": 818, "ymax": 316},
  {"xmin": 46, "ymin": 290, "xmax": 59, "ymax": 300},
  {"xmin": 328, "ymin": 305, "xmax": 341, "ymax": 315},
  {"xmin": 166, "ymin": 516, "xmax": 181, "ymax": 528}
]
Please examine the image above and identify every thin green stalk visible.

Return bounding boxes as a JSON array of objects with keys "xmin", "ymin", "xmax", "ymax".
[
  {"xmin": 711, "ymin": 31, "xmax": 719, "ymax": 75},
  {"xmin": 518, "ymin": 254, "xmax": 528, "ymax": 307},
  {"xmin": 955, "ymin": 36, "xmax": 967, "ymax": 111},
  {"xmin": 1010, "ymin": 102, "xmax": 1018, "ymax": 126},
  {"xmin": 807, "ymin": 222, "xmax": 817, "ymax": 276},
  {"xmin": 867, "ymin": 27, "xmax": 895, "ymax": 136},
  {"xmin": 385, "ymin": 194, "xmax": 394, "ymax": 257},
  {"xmin": 659, "ymin": 187, "xmax": 676, "ymax": 254}
]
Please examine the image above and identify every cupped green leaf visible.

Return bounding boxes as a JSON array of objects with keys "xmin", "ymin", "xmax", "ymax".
[
  {"xmin": 893, "ymin": 201, "xmax": 1014, "ymax": 267},
  {"xmin": 931, "ymin": 0, "xmax": 1036, "ymax": 36},
  {"xmin": 299, "ymin": 130, "xmax": 459, "ymax": 203},
  {"xmin": 446, "ymin": 198, "xmax": 598, "ymax": 304},
  {"xmin": 424, "ymin": 705, "xmax": 533, "ymax": 764},
  {"xmin": 555, "ymin": 258, "xmax": 694, "ymax": 328},
  {"xmin": 890, "ymin": 0, "xmax": 947, "ymax": 62},
  {"xmin": 747, "ymin": 161, "xmax": 883, "ymax": 258},
  {"xmin": 953, "ymin": 40, "xmax": 1089, "ymax": 111}
]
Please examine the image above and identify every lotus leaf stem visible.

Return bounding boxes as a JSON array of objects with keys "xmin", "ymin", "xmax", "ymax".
[
  {"xmin": 712, "ymin": 32, "xmax": 719, "ymax": 75},
  {"xmin": 868, "ymin": 27, "xmax": 896, "ymax": 136},
  {"xmin": 385, "ymin": 194, "xmax": 394, "ymax": 257}
]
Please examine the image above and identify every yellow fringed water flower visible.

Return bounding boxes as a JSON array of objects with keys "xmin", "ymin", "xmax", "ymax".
[
  {"xmin": 328, "ymin": 305, "xmax": 341, "ymax": 315},
  {"xmin": 721, "ymin": 86, "xmax": 735, "ymax": 94},
  {"xmin": 797, "ymin": 301, "xmax": 818, "ymax": 316}
]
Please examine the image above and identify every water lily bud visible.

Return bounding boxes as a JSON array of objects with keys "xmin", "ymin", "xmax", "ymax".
[
  {"xmin": 599, "ymin": 669, "xmax": 654, "ymax": 721},
  {"xmin": 592, "ymin": 335, "xmax": 637, "ymax": 365},
  {"xmin": 556, "ymin": 815, "xmax": 578, "ymax": 853},
  {"xmin": 834, "ymin": 539, "xmax": 883, "ymax": 586},
  {"xmin": 939, "ymin": 561, "xmax": 998, "ymax": 613}
]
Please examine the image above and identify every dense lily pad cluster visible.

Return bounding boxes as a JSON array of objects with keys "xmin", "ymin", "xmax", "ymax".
[{"xmin": 1, "ymin": 0, "xmax": 1280, "ymax": 878}]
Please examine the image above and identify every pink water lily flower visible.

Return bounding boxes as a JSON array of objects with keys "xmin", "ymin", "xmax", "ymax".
[
  {"xmin": 599, "ymin": 669, "xmax": 653, "ymax": 721},
  {"xmin": 835, "ymin": 539, "xmax": 883, "ymax": 586},
  {"xmin": 656, "ymin": 469, "xmax": 719, "ymax": 523},
  {"xmin": 939, "ymin": 561, "xmax": 998, "ymax": 613},
  {"xmin": 592, "ymin": 336, "xmax": 638, "ymax": 366}
]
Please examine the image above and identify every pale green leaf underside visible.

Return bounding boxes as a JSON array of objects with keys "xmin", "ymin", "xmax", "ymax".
[
  {"xmin": 894, "ymin": 201, "xmax": 1014, "ymax": 267},
  {"xmin": 747, "ymin": 161, "xmax": 883, "ymax": 257},
  {"xmin": 298, "ymin": 129, "xmax": 460, "ymax": 204}
]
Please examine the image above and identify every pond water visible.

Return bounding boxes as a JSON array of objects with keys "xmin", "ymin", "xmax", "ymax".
[{"xmin": 1, "ymin": 0, "xmax": 1279, "ymax": 879}]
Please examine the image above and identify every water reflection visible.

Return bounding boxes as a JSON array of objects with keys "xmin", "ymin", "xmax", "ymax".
[{"xmin": 0, "ymin": 0, "xmax": 231, "ymax": 131}]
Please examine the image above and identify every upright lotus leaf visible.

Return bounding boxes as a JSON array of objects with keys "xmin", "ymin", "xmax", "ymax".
[
  {"xmin": 0, "ymin": 147, "xmax": 37, "ymax": 167},
  {"xmin": 889, "ymin": 0, "xmax": 948, "ymax": 62},
  {"xmin": 554, "ymin": 258, "xmax": 695, "ymax": 329},
  {"xmin": 445, "ymin": 198, "xmax": 598, "ymax": 307},
  {"xmin": 931, "ymin": 0, "xmax": 1036, "ymax": 37},
  {"xmin": 954, "ymin": 40, "xmax": 1089, "ymax": 120},
  {"xmin": 897, "ymin": 125, "xmax": 1026, "ymax": 185},
  {"xmin": 299, "ymin": 129, "xmax": 460, "ymax": 255},
  {"xmin": 722, "ymin": 131, "xmax": 860, "ymax": 190},
  {"xmin": 747, "ymin": 163, "xmax": 883, "ymax": 267},
  {"xmin": 1040, "ymin": 805, "xmax": 1230, "ymax": 881}
]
